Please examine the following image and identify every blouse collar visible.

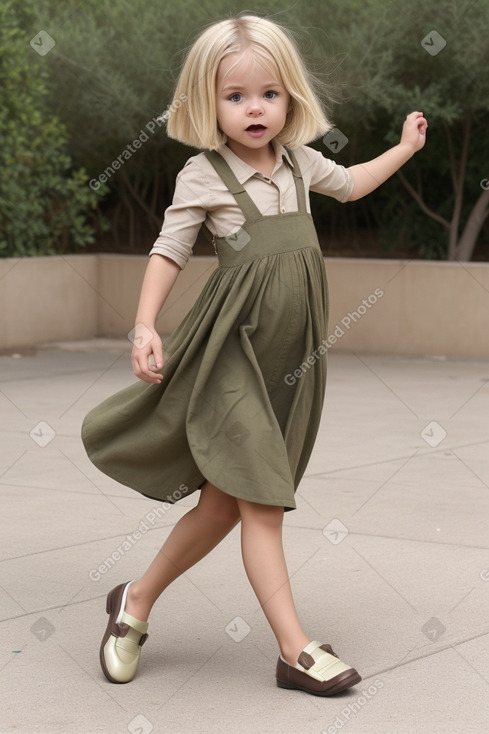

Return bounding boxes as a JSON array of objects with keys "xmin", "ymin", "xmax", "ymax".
[{"xmin": 215, "ymin": 138, "xmax": 294, "ymax": 183}]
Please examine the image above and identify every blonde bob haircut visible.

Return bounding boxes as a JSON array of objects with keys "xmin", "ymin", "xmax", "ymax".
[{"xmin": 165, "ymin": 14, "xmax": 333, "ymax": 150}]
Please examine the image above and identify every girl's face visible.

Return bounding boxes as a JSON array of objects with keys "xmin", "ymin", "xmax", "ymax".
[{"xmin": 215, "ymin": 49, "xmax": 290, "ymax": 160}]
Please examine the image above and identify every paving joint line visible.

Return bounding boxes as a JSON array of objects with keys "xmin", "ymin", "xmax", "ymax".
[{"xmin": 359, "ymin": 626, "xmax": 489, "ymax": 682}]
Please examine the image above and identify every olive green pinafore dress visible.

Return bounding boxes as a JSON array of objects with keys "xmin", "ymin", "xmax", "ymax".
[{"xmin": 81, "ymin": 147, "xmax": 329, "ymax": 511}]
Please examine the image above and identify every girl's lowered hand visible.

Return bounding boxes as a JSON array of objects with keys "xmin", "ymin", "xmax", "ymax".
[
  {"xmin": 400, "ymin": 111, "xmax": 428, "ymax": 154},
  {"xmin": 131, "ymin": 332, "xmax": 164, "ymax": 384}
]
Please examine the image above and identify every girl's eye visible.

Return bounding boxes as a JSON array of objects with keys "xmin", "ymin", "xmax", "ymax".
[
  {"xmin": 229, "ymin": 93, "xmax": 242, "ymax": 102},
  {"xmin": 264, "ymin": 90, "xmax": 277, "ymax": 99}
]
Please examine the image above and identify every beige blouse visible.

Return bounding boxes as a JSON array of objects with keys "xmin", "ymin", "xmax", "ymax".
[{"xmin": 150, "ymin": 138, "xmax": 354, "ymax": 270}]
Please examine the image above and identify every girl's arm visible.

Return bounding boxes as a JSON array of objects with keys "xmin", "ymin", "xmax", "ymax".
[
  {"xmin": 347, "ymin": 111, "xmax": 428, "ymax": 201},
  {"xmin": 131, "ymin": 254, "xmax": 181, "ymax": 384}
]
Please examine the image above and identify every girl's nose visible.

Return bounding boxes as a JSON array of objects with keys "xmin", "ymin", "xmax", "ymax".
[{"xmin": 246, "ymin": 97, "xmax": 264, "ymax": 115}]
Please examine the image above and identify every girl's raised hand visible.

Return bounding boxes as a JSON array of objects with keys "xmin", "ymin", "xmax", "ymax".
[
  {"xmin": 131, "ymin": 333, "xmax": 164, "ymax": 384},
  {"xmin": 400, "ymin": 111, "xmax": 428, "ymax": 154}
]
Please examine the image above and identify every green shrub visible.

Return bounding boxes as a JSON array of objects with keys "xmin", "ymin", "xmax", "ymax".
[{"xmin": 0, "ymin": 1, "xmax": 107, "ymax": 257}]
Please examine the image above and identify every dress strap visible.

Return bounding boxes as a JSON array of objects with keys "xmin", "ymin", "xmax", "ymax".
[
  {"xmin": 203, "ymin": 150, "xmax": 262, "ymax": 221},
  {"xmin": 203, "ymin": 145, "xmax": 307, "ymax": 222},
  {"xmin": 285, "ymin": 147, "xmax": 307, "ymax": 214}
]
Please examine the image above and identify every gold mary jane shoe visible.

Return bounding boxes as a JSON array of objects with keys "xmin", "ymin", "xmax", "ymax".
[
  {"xmin": 100, "ymin": 581, "xmax": 149, "ymax": 684},
  {"xmin": 276, "ymin": 640, "xmax": 361, "ymax": 696}
]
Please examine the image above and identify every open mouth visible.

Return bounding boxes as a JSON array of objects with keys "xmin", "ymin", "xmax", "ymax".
[{"xmin": 246, "ymin": 124, "xmax": 267, "ymax": 131}]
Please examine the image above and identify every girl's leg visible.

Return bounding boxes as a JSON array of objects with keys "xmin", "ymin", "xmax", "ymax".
[
  {"xmin": 237, "ymin": 498, "xmax": 310, "ymax": 666},
  {"xmin": 125, "ymin": 481, "xmax": 240, "ymax": 621}
]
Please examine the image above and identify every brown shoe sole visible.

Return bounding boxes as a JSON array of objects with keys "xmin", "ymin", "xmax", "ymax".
[
  {"xmin": 99, "ymin": 582, "xmax": 130, "ymax": 684},
  {"xmin": 276, "ymin": 657, "xmax": 362, "ymax": 696}
]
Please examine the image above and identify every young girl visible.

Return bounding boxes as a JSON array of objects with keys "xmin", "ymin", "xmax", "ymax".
[{"xmin": 82, "ymin": 14, "xmax": 427, "ymax": 695}]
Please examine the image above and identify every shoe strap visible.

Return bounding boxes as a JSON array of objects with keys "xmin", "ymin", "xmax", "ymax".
[
  {"xmin": 300, "ymin": 640, "xmax": 325, "ymax": 659},
  {"xmin": 119, "ymin": 611, "xmax": 149, "ymax": 635},
  {"xmin": 300, "ymin": 640, "xmax": 338, "ymax": 659},
  {"xmin": 302, "ymin": 640, "xmax": 322, "ymax": 654},
  {"xmin": 298, "ymin": 641, "xmax": 352, "ymax": 679}
]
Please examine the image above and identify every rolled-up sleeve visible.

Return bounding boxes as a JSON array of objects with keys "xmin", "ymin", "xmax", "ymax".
[
  {"xmin": 299, "ymin": 146, "xmax": 354, "ymax": 203},
  {"xmin": 149, "ymin": 159, "xmax": 210, "ymax": 270}
]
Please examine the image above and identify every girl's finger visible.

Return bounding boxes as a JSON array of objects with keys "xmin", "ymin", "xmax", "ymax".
[{"xmin": 153, "ymin": 346, "xmax": 164, "ymax": 369}]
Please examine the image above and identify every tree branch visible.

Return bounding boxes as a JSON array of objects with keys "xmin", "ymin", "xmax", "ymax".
[
  {"xmin": 396, "ymin": 170, "xmax": 451, "ymax": 230},
  {"xmin": 443, "ymin": 120, "xmax": 458, "ymax": 192},
  {"xmin": 455, "ymin": 187, "xmax": 489, "ymax": 261},
  {"xmin": 118, "ymin": 166, "xmax": 161, "ymax": 229},
  {"xmin": 448, "ymin": 115, "xmax": 472, "ymax": 259}
]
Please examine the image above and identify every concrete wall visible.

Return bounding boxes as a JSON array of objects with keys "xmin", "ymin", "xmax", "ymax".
[
  {"xmin": 1, "ymin": 254, "xmax": 488, "ymax": 358},
  {"xmin": 325, "ymin": 258, "xmax": 489, "ymax": 358},
  {"xmin": 0, "ymin": 255, "xmax": 98, "ymax": 350},
  {"xmin": 96, "ymin": 254, "xmax": 218, "ymax": 339}
]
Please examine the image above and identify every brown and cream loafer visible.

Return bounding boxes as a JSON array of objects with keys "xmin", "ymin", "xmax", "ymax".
[
  {"xmin": 276, "ymin": 640, "xmax": 361, "ymax": 696},
  {"xmin": 100, "ymin": 581, "xmax": 149, "ymax": 684}
]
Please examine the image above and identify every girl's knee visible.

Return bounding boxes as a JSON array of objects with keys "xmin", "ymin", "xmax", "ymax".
[
  {"xmin": 237, "ymin": 499, "xmax": 284, "ymax": 528},
  {"xmin": 199, "ymin": 481, "xmax": 241, "ymax": 526}
]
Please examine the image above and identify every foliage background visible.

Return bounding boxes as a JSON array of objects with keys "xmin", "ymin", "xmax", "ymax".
[{"xmin": 2, "ymin": 0, "xmax": 488, "ymax": 260}]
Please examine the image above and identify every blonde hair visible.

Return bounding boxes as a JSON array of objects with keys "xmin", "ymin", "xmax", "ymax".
[{"xmin": 165, "ymin": 14, "xmax": 333, "ymax": 150}]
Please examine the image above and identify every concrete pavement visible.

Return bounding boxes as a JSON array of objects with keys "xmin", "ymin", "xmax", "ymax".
[{"xmin": 1, "ymin": 341, "xmax": 488, "ymax": 733}]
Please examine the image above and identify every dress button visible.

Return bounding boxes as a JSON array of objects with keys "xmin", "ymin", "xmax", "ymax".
[{"xmin": 281, "ymin": 207, "xmax": 286, "ymax": 213}]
